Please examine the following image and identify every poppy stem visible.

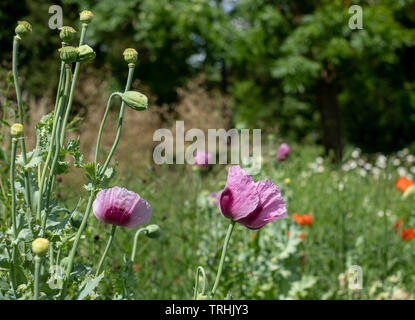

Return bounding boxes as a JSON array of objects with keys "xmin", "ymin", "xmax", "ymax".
[
  {"xmin": 95, "ymin": 225, "xmax": 117, "ymax": 276},
  {"xmin": 33, "ymin": 255, "xmax": 41, "ymax": 299},
  {"xmin": 130, "ymin": 227, "xmax": 147, "ymax": 261},
  {"xmin": 9, "ymin": 138, "xmax": 18, "ymax": 293},
  {"xmin": 193, "ymin": 266, "xmax": 207, "ymax": 299},
  {"xmin": 12, "ymin": 36, "xmax": 32, "ymax": 211},
  {"xmin": 210, "ymin": 220, "xmax": 236, "ymax": 298}
]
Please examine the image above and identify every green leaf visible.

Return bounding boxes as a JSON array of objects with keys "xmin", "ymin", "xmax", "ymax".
[{"xmin": 76, "ymin": 272, "xmax": 105, "ymax": 300}]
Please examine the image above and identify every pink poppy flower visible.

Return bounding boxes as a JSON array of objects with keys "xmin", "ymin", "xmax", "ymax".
[
  {"xmin": 219, "ymin": 166, "xmax": 286, "ymax": 229},
  {"xmin": 194, "ymin": 150, "xmax": 213, "ymax": 167},
  {"xmin": 276, "ymin": 143, "xmax": 291, "ymax": 161},
  {"xmin": 93, "ymin": 186, "xmax": 151, "ymax": 228}
]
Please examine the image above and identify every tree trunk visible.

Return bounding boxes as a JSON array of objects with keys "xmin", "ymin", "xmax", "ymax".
[{"xmin": 316, "ymin": 78, "xmax": 343, "ymax": 162}]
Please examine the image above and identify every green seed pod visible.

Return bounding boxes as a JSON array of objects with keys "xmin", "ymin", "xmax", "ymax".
[
  {"xmin": 59, "ymin": 26, "xmax": 76, "ymax": 43},
  {"xmin": 32, "ymin": 238, "xmax": 49, "ymax": 256},
  {"xmin": 70, "ymin": 211, "xmax": 84, "ymax": 229},
  {"xmin": 15, "ymin": 21, "xmax": 32, "ymax": 38},
  {"xmin": 58, "ymin": 46, "xmax": 78, "ymax": 64},
  {"xmin": 80, "ymin": 10, "xmax": 94, "ymax": 23},
  {"xmin": 145, "ymin": 224, "xmax": 162, "ymax": 238},
  {"xmin": 121, "ymin": 91, "xmax": 148, "ymax": 111},
  {"xmin": 76, "ymin": 44, "xmax": 96, "ymax": 62},
  {"xmin": 10, "ymin": 123, "xmax": 23, "ymax": 138},
  {"xmin": 123, "ymin": 48, "xmax": 138, "ymax": 64}
]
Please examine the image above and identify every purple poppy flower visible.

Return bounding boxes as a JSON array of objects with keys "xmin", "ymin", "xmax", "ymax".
[
  {"xmin": 194, "ymin": 150, "xmax": 213, "ymax": 167},
  {"xmin": 276, "ymin": 143, "xmax": 291, "ymax": 161},
  {"xmin": 219, "ymin": 166, "xmax": 286, "ymax": 230},
  {"xmin": 93, "ymin": 186, "xmax": 151, "ymax": 228}
]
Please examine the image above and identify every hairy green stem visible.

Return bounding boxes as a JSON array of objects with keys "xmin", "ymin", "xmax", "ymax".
[
  {"xmin": 33, "ymin": 256, "xmax": 41, "ymax": 299},
  {"xmin": 12, "ymin": 36, "xmax": 32, "ymax": 210},
  {"xmin": 40, "ymin": 67, "xmax": 72, "ymax": 235},
  {"xmin": 98, "ymin": 66, "xmax": 135, "ymax": 177},
  {"xmin": 130, "ymin": 227, "xmax": 147, "ymax": 261},
  {"xmin": 59, "ymin": 24, "xmax": 88, "ymax": 147},
  {"xmin": 65, "ymin": 192, "xmax": 95, "ymax": 281},
  {"xmin": 10, "ymin": 138, "xmax": 18, "ymax": 293},
  {"xmin": 193, "ymin": 266, "xmax": 207, "ymax": 299},
  {"xmin": 95, "ymin": 225, "xmax": 117, "ymax": 276},
  {"xmin": 210, "ymin": 221, "xmax": 236, "ymax": 298}
]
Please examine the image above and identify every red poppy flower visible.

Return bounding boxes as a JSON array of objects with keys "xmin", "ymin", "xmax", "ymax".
[
  {"xmin": 401, "ymin": 227, "xmax": 415, "ymax": 241},
  {"xmin": 394, "ymin": 177, "xmax": 414, "ymax": 194},
  {"xmin": 292, "ymin": 213, "xmax": 313, "ymax": 226}
]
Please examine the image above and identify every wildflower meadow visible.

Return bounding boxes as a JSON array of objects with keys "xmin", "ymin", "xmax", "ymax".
[{"xmin": 0, "ymin": 1, "xmax": 415, "ymax": 303}]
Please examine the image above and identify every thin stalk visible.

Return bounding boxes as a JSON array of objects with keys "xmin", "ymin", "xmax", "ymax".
[
  {"xmin": 193, "ymin": 266, "xmax": 207, "ymax": 299},
  {"xmin": 130, "ymin": 227, "xmax": 147, "ymax": 261},
  {"xmin": 36, "ymin": 67, "xmax": 68, "ymax": 222},
  {"xmin": 12, "ymin": 36, "xmax": 32, "ymax": 210},
  {"xmin": 210, "ymin": 221, "xmax": 236, "ymax": 298},
  {"xmin": 40, "ymin": 67, "xmax": 72, "ymax": 235},
  {"xmin": 59, "ymin": 24, "xmax": 88, "ymax": 146},
  {"xmin": 33, "ymin": 256, "xmax": 41, "ymax": 299},
  {"xmin": 9, "ymin": 138, "xmax": 18, "ymax": 292},
  {"xmin": 95, "ymin": 225, "xmax": 117, "ymax": 276},
  {"xmin": 65, "ymin": 192, "xmax": 95, "ymax": 280},
  {"xmin": 98, "ymin": 66, "xmax": 135, "ymax": 177}
]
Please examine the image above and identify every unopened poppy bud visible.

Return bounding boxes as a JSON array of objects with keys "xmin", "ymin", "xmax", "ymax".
[
  {"xmin": 80, "ymin": 10, "xmax": 93, "ymax": 24},
  {"xmin": 145, "ymin": 224, "xmax": 162, "ymax": 238},
  {"xmin": 121, "ymin": 91, "xmax": 148, "ymax": 111},
  {"xmin": 59, "ymin": 26, "xmax": 76, "ymax": 43},
  {"xmin": 77, "ymin": 45, "xmax": 96, "ymax": 62},
  {"xmin": 70, "ymin": 211, "xmax": 84, "ymax": 229},
  {"xmin": 11, "ymin": 123, "xmax": 23, "ymax": 138},
  {"xmin": 58, "ymin": 46, "xmax": 78, "ymax": 64},
  {"xmin": 15, "ymin": 21, "xmax": 32, "ymax": 38},
  {"xmin": 123, "ymin": 48, "xmax": 138, "ymax": 64},
  {"xmin": 32, "ymin": 238, "xmax": 49, "ymax": 256}
]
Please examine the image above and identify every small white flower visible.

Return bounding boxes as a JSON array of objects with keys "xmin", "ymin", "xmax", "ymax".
[
  {"xmin": 351, "ymin": 148, "xmax": 361, "ymax": 158},
  {"xmin": 364, "ymin": 163, "xmax": 372, "ymax": 171},
  {"xmin": 397, "ymin": 167, "xmax": 407, "ymax": 177},
  {"xmin": 393, "ymin": 158, "xmax": 401, "ymax": 166}
]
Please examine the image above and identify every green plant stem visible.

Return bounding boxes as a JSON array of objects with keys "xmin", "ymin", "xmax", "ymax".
[
  {"xmin": 40, "ymin": 67, "xmax": 72, "ymax": 235},
  {"xmin": 65, "ymin": 191, "xmax": 95, "ymax": 281},
  {"xmin": 36, "ymin": 69, "xmax": 67, "ymax": 222},
  {"xmin": 94, "ymin": 92, "xmax": 123, "ymax": 163},
  {"xmin": 59, "ymin": 24, "xmax": 88, "ymax": 147},
  {"xmin": 95, "ymin": 225, "xmax": 117, "ymax": 276},
  {"xmin": 12, "ymin": 36, "xmax": 32, "ymax": 210},
  {"xmin": 98, "ymin": 66, "xmax": 135, "ymax": 177},
  {"xmin": 33, "ymin": 256, "xmax": 41, "ymax": 300},
  {"xmin": 130, "ymin": 227, "xmax": 147, "ymax": 261},
  {"xmin": 210, "ymin": 221, "xmax": 236, "ymax": 298},
  {"xmin": 9, "ymin": 138, "xmax": 18, "ymax": 293},
  {"xmin": 193, "ymin": 266, "xmax": 206, "ymax": 299}
]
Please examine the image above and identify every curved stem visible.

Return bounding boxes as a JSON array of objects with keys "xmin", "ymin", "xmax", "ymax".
[
  {"xmin": 193, "ymin": 266, "xmax": 207, "ymax": 299},
  {"xmin": 98, "ymin": 66, "xmax": 135, "ymax": 177},
  {"xmin": 59, "ymin": 24, "xmax": 88, "ymax": 147},
  {"xmin": 33, "ymin": 256, "xmax": 41, "ymax": 300},
  {"xmin": 40, "ymin": 67, "xmax": 72, "ymax": 235},
  {"xmin": 12, "ymin": 37, "xmax": 32, "ymax": 210},
  {"xmin": 9, "ymin": 138, "xmax": 18, "ymax": 293},
  {"xmin": 210, "ymin": 221, "xmax": 236, "ymax": 298},
  {"xmin": 130, "ymin": 227, "xmax": 147, "ymax": 261},
  {"xmin": 95, "ymin": 225, "xmax": 117, "ymax": 276},
  {"xmin": 94, "ymin": 92, "xmax": 123, "ymax": 164}
]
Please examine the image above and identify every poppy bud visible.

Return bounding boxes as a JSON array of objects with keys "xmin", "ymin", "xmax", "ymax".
[
  {"xmin": 80, "ymin": 10, "xmax": 93, "ymax": 24},
  {"xmin": 15, "ymin": 21, "xmax": 32, "ymax": 38},
  {"xmin": 58, "ymin": 46, "xmax": 78, "ymax": 64},
  {"xmin": 77, "ymin": 45, "xmax": 96, "ymax": 62},
  {"xmin": 145, "ymin": 224, "xmax": 162, "ymax": 238},
  {"xmin": 121, "ymin": 91, "xmax": 148, "ymax": 111},
  {"xmin": 32, "ymin": 238, "xmax": 49, "ymax": 256},
  {"xmin": 70, "ymin": 211, "xmax": 84, "ymax": 229},
  {"xmin": 11, "ymin": 123, "xmax": 23, "ymax": 138},
  {"xmin": 59, "ymin": 26, "xmax": 76, "ymax": 43},
  {"xmin": 123, "ymin": 48, "xmax": 138, "ymax": 64}
]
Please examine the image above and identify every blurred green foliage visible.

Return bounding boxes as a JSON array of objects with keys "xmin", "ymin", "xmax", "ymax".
[{"xmin": 1, "ymin": 0, "xmax": 415, "ymax": 153}]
